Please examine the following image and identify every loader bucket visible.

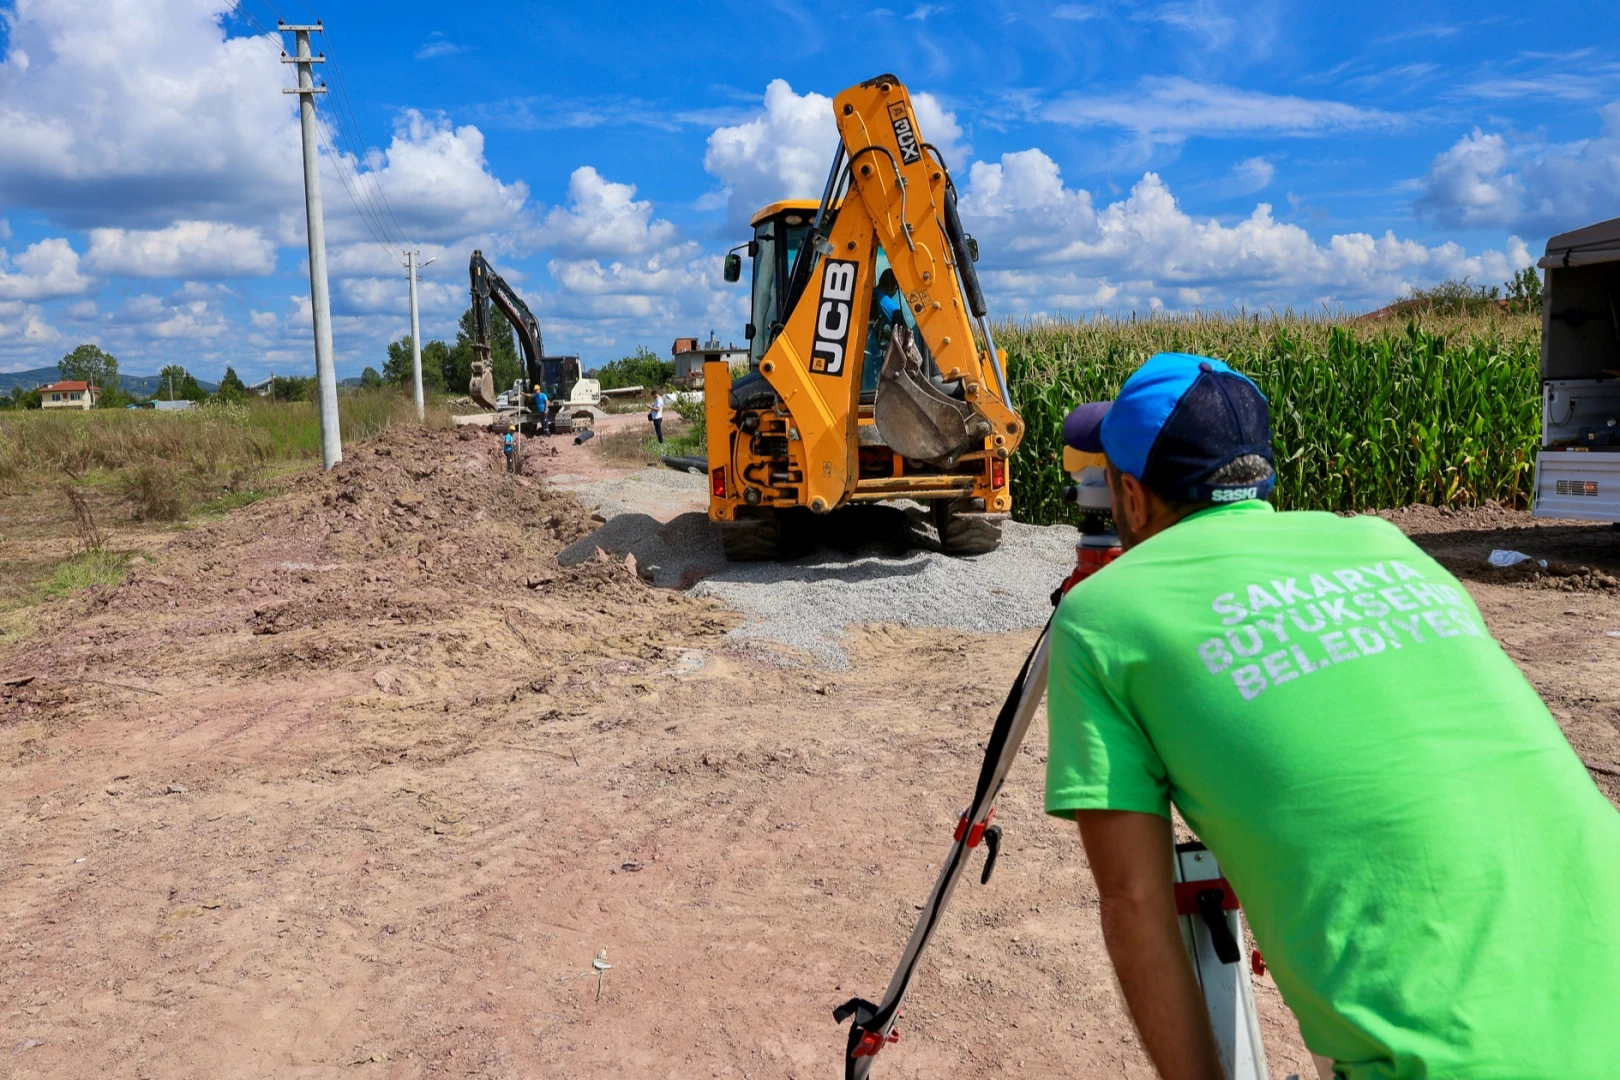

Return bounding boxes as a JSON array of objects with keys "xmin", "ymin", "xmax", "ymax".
[
  {"xmin": 873, "ymin": 325, "xmax": 992, "ymax": 468},
  {"xmin": 468, "ymin": 360, "xmax": 497, "ymax": 410}
]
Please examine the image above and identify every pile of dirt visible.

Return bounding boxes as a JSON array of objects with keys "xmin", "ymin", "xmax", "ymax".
[
  {"xmin": 1366, "ymin": 502, "xmax": 1620, "ymax": 591},
  {"xmin": 1, "ymin": 425, "xmax": 726, "ymax": 712}
]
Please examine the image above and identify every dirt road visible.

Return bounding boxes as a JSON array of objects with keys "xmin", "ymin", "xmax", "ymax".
[{"xmin": 2, "ymin": 427, "xmax": 1617, "ymax": 1079}]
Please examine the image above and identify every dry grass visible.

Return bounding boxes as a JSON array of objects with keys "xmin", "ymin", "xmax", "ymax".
[
  {"xmin": 0, "ymin": 389, "xmax": 450, "ymax": 519},
  {"xmin": 0, "ymin": 390, "xmax": 452, "ymax": 621},
  {"xmin": 591, "ymin": 425, "xmax": 665, "ymax": 466}
]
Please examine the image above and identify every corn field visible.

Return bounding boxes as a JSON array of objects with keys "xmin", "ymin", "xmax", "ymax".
[{"xmin": 1002, "ymin": 312, "xmax": 1543, "ymax": 526}]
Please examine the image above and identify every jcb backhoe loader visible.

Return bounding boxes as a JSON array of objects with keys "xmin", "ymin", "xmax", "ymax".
[{"xmin": 704, "ymin": 74, "xmax": 1023, "ymax": 559}]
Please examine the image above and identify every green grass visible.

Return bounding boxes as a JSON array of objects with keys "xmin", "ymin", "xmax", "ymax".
[
  {"xmin": 194, "ymin": 487, "xmax": 280, "ymax": 516},
  {"xmin": 37, "ymin": 549, "xmax": 137, "ymax": 600},
  {"xmin": 1001, "ymin": 311, "xmax": 1543, "ymax": 525},
  {"xmin": 662, "ymin": 396, "xmax": 706, "ymax": 458}
]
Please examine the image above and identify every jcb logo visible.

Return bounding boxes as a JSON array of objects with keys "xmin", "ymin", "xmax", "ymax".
[
  {"xmin": 810, "ymin": 259, "xmax": 857, "ymax": 376},
  {"xmin": 888, "ymin": 103, "xmax": 921, "ymax": 165}
]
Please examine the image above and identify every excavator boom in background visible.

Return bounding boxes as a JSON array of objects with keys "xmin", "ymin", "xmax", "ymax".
[
  {"xmin": 467, "ymin": 250, "xmax": 583, "ymax": 427},
  {"xmin": 704, "ymin": 74, "xmax": 1023, "ymax": 559}
]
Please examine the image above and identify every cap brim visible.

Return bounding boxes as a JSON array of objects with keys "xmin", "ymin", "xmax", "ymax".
[{"xmin": 1062, "ymin": 401, "xmax": 1112, "ymax": 453}]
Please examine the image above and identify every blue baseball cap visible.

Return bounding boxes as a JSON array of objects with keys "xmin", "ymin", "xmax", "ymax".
[{"xmin": 1062, "ymin": 352, "xmax": 1275, "ymax": 503}]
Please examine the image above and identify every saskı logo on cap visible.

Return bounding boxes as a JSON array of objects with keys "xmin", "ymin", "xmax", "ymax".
[{"xmin": 1061, "ymin": 353, "xmax": 1276, "ymax": 505}]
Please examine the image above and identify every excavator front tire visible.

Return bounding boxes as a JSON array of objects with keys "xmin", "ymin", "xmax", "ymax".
[
  {"xmin": 933, "ymin": 497, "xmax": 1002, "ymax": 556},
  {"xmin": 718, "ymin": 507, "xmax": 783, "ymax": 561}
]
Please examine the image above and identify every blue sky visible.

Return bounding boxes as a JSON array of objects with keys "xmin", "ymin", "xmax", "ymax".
[{"xmin": 0, "ymin": 0, "xmax": 1616, "ymax": 381}]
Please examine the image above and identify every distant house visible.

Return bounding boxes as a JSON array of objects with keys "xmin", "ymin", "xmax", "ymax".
[
  {"xmin": 127, "ymin": 399, "xmax": 196, "ymax": 411},
  {"xmin": 40, "ymin": 380, "xmax": 98, "ymax": 409},
  {"xmin": 671, "ymin": 332, "xmax": 748, "ymax": 387},
  {"xmin": 245, "ymin": 376, "xmax": 274, "ymax": 397}
]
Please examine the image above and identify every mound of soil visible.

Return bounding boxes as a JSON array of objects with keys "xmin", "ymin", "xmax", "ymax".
[{"xmin": 1366, "ymin": 502, "xmax": 1620, "ymax": 592}]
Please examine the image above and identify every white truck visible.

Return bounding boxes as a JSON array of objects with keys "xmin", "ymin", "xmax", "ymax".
[{"xmin": 1533, "ymin": 217, "xmax": 1620, "ymax": 524}]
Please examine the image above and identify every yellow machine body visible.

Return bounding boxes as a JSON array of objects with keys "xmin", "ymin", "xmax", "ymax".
[{"xmin": 704, "ymin": 75, "xmax": 1024, "ymax": 557}]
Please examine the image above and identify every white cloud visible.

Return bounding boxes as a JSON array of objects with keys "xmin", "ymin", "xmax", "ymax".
[
  {"xmin": 110, "ymin": 293, "xmax": 230, "ymax": 341},
  {"xmin": 249, "ymin": 310, "xmax": 279, "ymax": 329},
  {"xmin": 537, "ymin": 167, "xmax": 679, "ymax": 259},
  {"xmin": 415, "ymin": 33, "xmax": 466, "ymax": 60},
  {"xmin": 704, "ymin": 80, "xmax": 838, "ymax": 226},
  {"xmin": 1226, "ymin": 156, "xmax": 1276, "ymax": 195},
  {"xmin": 703, "ymin": 79, "xmax": 968, "ymax": 227},
  {"xmin": 1045, "ymin": 77, "xmax": 1398, "ymax": 143},
  {"xmin": 335, "ymin": 276, "xmax": 460, "ymax": 318},
  {"xmin": 0, "ymin": 1, "xmax": 529, "ymax": 285},
  {"xmin": 1052, "ymin": 5, "xmax": 1101, "ymax": 19},
  {"xmin": 1416, "ymin": 105, "xmax": 1620, "ymax": 233},
  {"xmin": 0, "ymin": 237, "xmax": 94, "ymax": 301},
  {"xmin": 0, "ymin": 219, "xmax": 10, "ymax": 240},
  {"xmin": 0, "ymin": 0, "xmax": 301, "ymax": 229},
  {"xmin": 0, "ymin": 300, "xmax": 60, "ymax": 346},
  {"xmin": 324, "ymin": 110, "xmax": 531, "ymax": 247},
  {"xmin": 907, "ymin": 4, "xmax": 947, "ymax": 19},
  {"xmin": 1135, "ymin": 1, "xmax": 1238, "ymax": 49},
  {"xmin": 85, "ymin": 221, "xmax": 276, "ymax": 278},
  {"xmin": 958, "ymin": 148, "xmax": 1529, "ymax": 314},
  {"xmin": 911, "ymin": 93, "xmax": 969, "ymax": 171}
]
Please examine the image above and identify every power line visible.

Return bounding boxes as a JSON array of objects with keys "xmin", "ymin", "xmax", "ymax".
[
  {"xmin": 228, "ymin": 1, "xmax": 414, "ymax": 260},
  {"xmin": 314, "ymin": 110, "xmax": 403, "ymax": 263},
  {"xmin": 322, "ymin": 40, "xmax": 413, "ymax": 248},
  {"xmin": 317, "ymin": 69, "xmax": 407, "ymax": 252},
  {"xmin": 275, "ymin": 1, "xmax": 415, "ymax": 252}
]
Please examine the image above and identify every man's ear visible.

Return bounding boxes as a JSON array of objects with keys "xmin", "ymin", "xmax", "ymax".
[{"xmin": 1116, "ymin": 470, "xmax": 1151, "ymax": 534}]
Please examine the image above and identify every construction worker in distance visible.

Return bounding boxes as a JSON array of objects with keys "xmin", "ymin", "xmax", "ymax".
[
  {"xmin": 1045, "ymin": 352, "xmax": 1620, "ymax": 1080},
  {"xmin": 502, "ymin": 423, "xmax": 516, "ymax": 473},
  {"xmin": 532, "ymin": 382, "xmax": 550, "ymax": 435}
]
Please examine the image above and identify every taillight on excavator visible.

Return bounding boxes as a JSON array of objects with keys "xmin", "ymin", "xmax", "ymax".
[
  {"xmin": 991, "ymin": 459, "xmax": 1006, "ymax": 489},
  {"xmin": 711, "ymin": 467, "xmax": 727, "ymax": 499}
]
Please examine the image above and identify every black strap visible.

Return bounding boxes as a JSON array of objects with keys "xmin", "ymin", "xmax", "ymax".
[{"xmin": 836, "ymin": 614, "xmax": 1053, "ymax": 1077}]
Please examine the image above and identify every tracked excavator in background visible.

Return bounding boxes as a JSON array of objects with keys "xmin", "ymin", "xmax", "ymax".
[
  {"xmin": 467, "ymin": 250, "xmax": 584, "ymax": 432},
  {"xmin": 702, "ymin": 74, "xmax": 1023, "ymax": 559}
]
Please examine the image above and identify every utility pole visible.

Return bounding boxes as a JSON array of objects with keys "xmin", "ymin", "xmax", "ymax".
[
  {"xmin": 404, "ymin": 253, "xmax": 435, "ymax": 421},
  {"xmin": 406, "ymin": 251, "xmax": 424, "ymax": 421},
  {"xmin": 279, "ymin": 20, "xmax": 342, "ymax": 470}
]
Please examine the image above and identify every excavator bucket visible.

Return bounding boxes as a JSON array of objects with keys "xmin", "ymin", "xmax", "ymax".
[
  {"xmin": 873, "ymin": 325, "xmax": 992, "ymax": 468},
  {"xmin": 468, "ymin": 360, "xmax": 497, "ymax": 410}
]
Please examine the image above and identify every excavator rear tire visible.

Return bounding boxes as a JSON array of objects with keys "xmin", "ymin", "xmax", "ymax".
[
  {"xmin": 934, "ymin": 498, "xmax": 1002, "ymax": 556},
  {"xmin": 718, "ymin": 508, "xmax": 783, "ymax": 561}
]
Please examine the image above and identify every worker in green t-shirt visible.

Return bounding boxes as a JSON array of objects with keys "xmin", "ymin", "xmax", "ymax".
[{"xmin": 1047, "ymin": 352, "xmax": 1620, "ymax": 1080}]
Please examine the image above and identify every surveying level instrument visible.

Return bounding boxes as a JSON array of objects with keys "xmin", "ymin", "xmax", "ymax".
[{"xmin": 837, "ymin": 446, "xmax": 1271, "ymax": 1080}]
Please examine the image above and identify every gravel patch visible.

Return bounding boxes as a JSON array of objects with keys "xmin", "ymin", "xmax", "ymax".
[
  {"xmin": 561, "ymin": 506, "xmax": 1078, "ymax": 668},
  {"xmin": 547, "ymin": 467, "xmax": 707, "ymax": 521}
]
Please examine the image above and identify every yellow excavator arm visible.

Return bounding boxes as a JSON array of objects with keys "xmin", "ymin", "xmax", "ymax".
[{"xmin": 750, "ymin": 74, "xmax": 1022, "ymax": 514}]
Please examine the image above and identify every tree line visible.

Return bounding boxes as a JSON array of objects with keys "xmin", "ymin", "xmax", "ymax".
[
  {"xmin": 375, "ymin": 308, "xmax": 679, "ymax": 397},
  {"xmin": 3, "ymin": 344, "xmax": 259, "ymax": 409},
  {"xmin": 7, "ymin": 305, "xmax": 686, "ymax": 410},
  {"xmin": 373, "ymin": 307, "xmax": 522, "ymax": 398}
]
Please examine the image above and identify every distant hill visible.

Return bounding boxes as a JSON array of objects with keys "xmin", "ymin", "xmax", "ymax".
[{"xmin": 0, "ymin": 366, "xmax": 218, "ymax": 396}]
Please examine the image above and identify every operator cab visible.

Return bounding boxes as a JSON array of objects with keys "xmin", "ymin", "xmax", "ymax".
[{"xmin": 727, "ymin": 200, "xmax": 926, "ymax": 405}]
